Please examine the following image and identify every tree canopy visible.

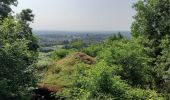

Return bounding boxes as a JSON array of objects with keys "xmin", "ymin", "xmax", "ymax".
[
  {"xmin": 0, "ymin": 0, "xmax": 18, "ymax": 18},
  {"xmin": 131, "ymin": 0, "xmax": 170, "ymax": 95},
  {"xmin": 0, "ymin": 1, "xmax": 39, "ymax": 99}
]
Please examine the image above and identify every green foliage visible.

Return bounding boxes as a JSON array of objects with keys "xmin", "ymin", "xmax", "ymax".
[
  {"xmin": 36, "ymin": 52, "xmax": 53, "ymax": 77},
  {"xmin": 107, "ymin": 32, "xmax": 124, "ymax": 42},
  {"xmin": 98, "ymin": 38, "xmax": 155, "ymax": 87},
  {"xmin": 18, "ymin": 9, "xmax": 34, "ymax": 22},
  {"xmin": 50, "ymin": 34, "xmax": 166, "ymax": 99},
  {"xmin": 0, "ymin": 7, "xmax": 38, "ymax": 99},
  {"xmin": 59, "ymin": 62, "xmax": 163, "ymax": 100},
  {"xmin": 31, "ymin": 0, "xmax": 170, "ymax": 99},
  {"xmin": 0, "ymin": 40, "xmax": 37, "ymax": 99},
  {"xmin": 2, "ymin": 0, "xmax": 168, "ymax": 99},
  {"xmin": 69, "ymin": 40, "xmax": 87, "ymax": 50},
  {"xmin": 40, "ymin": 52, "xmax": 93, "ymax": 89},
  {"xmin": 17, "ymin": 9, "xmax": 39, "ymax": 51},
  {"xmin": 49, "ymin": 49, "xmax": 69, "ymax": 60},
  {"xmin": 132, "ymin": 0, "xmax": 170, "ymax": 39},
  {"xmin": 132, "ymin": 0, "xmax": 170, "ymax": 93},
  {"xmin": 83, "ymin": 43, "xmax": 102, "ymax": 57},
  {"xmin": 82, "ymin": 33, "xmax": 124, "ymax": 57},
  {"xmin": 0, "ymin": 0, "xmax": 18, "ymax": 18}
]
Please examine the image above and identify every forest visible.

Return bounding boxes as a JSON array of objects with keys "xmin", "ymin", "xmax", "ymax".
[{"xmin": 0, "ymin": 0, "xmax": 170, "ymax": 100}]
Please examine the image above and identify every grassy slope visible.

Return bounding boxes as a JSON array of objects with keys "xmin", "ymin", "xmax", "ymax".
[{"xmin": 38, "ymin": 52, "xmax": 96, "ymax": 91}]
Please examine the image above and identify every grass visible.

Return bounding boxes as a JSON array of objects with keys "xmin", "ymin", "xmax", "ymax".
[
  {"xmin": 38, "ymin": 52, "xmax": 96, "ymax": 91},
  {"xmin": 35, "ymin": 52, "xmax": 54, "ymax": 78}
]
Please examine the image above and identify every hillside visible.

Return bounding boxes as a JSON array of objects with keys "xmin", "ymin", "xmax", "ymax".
[{"xmin": 38, "ymin": 52, "xmax": 96, "ymax": 92}]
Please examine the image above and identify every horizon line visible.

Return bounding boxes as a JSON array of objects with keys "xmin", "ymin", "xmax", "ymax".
[{"xmin": 33, "ymin": 30, "xmax": 131, "ymax": 32}]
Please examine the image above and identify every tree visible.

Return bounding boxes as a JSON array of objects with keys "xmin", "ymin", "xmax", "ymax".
[
  {"xmin": 131, "ymin": 0, "xmax": 170, "ymax": 57},
  {"xmin": 131, "ymin": 0, "xmax": 170, "ymax": 92},
  {"xmin": 0, "ymin": 0, "xmax": 18, "ymax": 18},
  {"xmin": 70, "ymin": 40, "xmax": 86, "ymax": 50},
  {"xmin": 107, "ymin": 32, "xmax": 124, "ymax": 43},
  {"xmin": 18, "ymin": 9, "xmax": 34, "ymax": 22},
  {"xmin": 17, "ymin": 9, "xmax": 39, "ymax": 51},
  {"xmin": 0, "ymin": 9, "xmax": 39, "ymax": 99}
]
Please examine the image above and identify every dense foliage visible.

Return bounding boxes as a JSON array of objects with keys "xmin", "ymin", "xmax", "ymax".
[
  {"xmin": 49, "ymin": 49, "xmax": 69, "ymax": 60},
  {"xmin": 55, "ymin": 36, "xmax": 164, "ymax": 99},
  {"xmin": 51, "ymin": 0, "xmax": 170, "ymax": 99},
  {"xmin": 132, "ymin": 0, "xmax": 170, "ymax": 96},
  {"xmin": 1, "ymin": 0, "xmax": 170, "ymax": 99},
  {"xmin": 0, "ymin": 0, "xmax": 18, "ymax": 18},
  {"xmin": 0, "ymin": 1, "xmax": 39, "ymax": 99}
]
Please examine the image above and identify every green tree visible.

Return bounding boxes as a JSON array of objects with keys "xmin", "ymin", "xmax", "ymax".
[
  {"xmin": 131, "ymin": 0, "xmax": 170, "ymax": 59},
  {"xmin": 0, "ymin": 10, "xmax": 38, "ymax": 99},
  {"xmin": 70, "ymin": 40, "xmax": 86, "ymax": 50},
  {"xmin": 83, "ymin": 44, "xmax": 102, "ymax": 57},
  {"xmin": 18, "ymin": 9, "xmax": 34, "ymax": 22},
  {"xmin": 17, "ymin": 9, "xmax": 39, "ymax": 51},
  {"xmin": 0, "ymin": 0, "xmax": 18, "ymax": 18},
  {"xmin": 132, "ymin": 0, "xmax": 170, "ymax": 91},
  {"xmin": 98, "ymin": 38, "xmax": 154, "ymax": 88}
]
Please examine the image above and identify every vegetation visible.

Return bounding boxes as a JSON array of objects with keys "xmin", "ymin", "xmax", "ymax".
[
  {"xmin": 0, "ymin": 0, "xmax": 170, "ymax": 99},
  {"xmin": 40, "ymin": 52, "xmax": 95, "ymax": 89},
  {"xmin": 132, "ymin": 0, "xmax": 170, "ymax": 96},
  {"xmin": 0, "ymin": 0, "xmax": 18, "ymax": 18},
  {"xmin": 52, "ymin": 37, "xmax": 163, "ymax": 99},
  {"xmin": 0, "ymin": 0, "xmax": 38, "ymax": 99},
  {"xmin": 36, "ymin": 0, "xmax": 170, "ymax": 99},
  {"xmin": 49, "ymin": 49, "xmax": 69, "ymax": 60}
]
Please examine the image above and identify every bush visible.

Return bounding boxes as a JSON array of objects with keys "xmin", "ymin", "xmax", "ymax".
[
  {"xmin": 49, "ymin": 49, "xmax": 69, "ymax": 60},
  {"xmin": 64, "ymin": 40, "xmax": 87, "ymax": 50},
  {"xmin": 83, "ymin": 44, "xmax": 102, "ymax": 57},
  {"xmin": 0, "ymin": 40, "xmax": 37, "ymax": 99}
]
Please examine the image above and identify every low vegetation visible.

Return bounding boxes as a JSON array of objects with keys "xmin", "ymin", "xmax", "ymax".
[
  {"xmin": 39, "ymin": 52, "xmax": 95, "ymax": 90},
  {"xmin": 49, "ymin": 49, "xmax": 69, "ymax": 60}
]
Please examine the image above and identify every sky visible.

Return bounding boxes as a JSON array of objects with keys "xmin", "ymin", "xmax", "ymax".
[{"xmin": 13, "ymin": 0, "xmax": 137, "ymax": 31}]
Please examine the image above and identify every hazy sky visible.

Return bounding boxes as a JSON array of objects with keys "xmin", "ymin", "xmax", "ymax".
[{"xmin": 13, "ymin": 0, "xmax": 137, "ymax": 31}]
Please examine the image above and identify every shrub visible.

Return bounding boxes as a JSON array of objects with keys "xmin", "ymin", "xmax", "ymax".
[
  {"xmin": 49, "ymin": 49, "xmax": 69, "ymax": 60},
  {"xmin": 83, "ymin": 44, "xmax": 102, "ymax": 57}
]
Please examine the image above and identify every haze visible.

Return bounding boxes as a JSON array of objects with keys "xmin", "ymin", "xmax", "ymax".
[{"xmin": 13, "ymin": 0, "xmax": 137, "ymax": 31}]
